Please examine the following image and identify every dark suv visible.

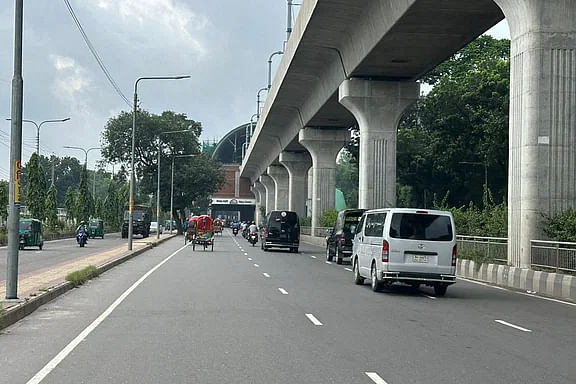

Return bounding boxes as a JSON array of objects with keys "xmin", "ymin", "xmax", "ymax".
[
  {"xmin": 261, "ymin": 210, "xmax": 300, "ymax": 253},
  {"xmin": 326, "ymin": 209, "xmax": 366, "ymax": 264}
]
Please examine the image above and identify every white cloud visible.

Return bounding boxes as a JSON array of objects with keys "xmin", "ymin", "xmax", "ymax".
[{"xmin": 93, "ymin": 0, "xmax": 209, "ymax": 58}]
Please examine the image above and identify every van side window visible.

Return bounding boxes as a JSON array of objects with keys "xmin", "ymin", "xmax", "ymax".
[
  {"xmin": 355, "ymin": 215, "xmax": 366, "ymax": 235},
  {"xmin": 364, "ymin": 213, "xmax": 387, "ymax": 237}
]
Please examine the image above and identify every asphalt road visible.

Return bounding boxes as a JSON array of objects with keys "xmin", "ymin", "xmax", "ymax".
[
  {"xmin": 0, "ymin": 233, "xmax": 128, "ymax": 282},
  {"xmin": 1, "ymin": 231, "xmax": 575, "ymax": 384}
]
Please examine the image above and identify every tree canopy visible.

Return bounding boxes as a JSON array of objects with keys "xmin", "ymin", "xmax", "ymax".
[{"xmin": 25, "ymin": 153, "xmax": 47, "ymax": 220}]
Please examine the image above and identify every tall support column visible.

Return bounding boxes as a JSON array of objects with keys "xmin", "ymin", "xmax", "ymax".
[
  {"xmin": 267, "ymin": 164, "xmax": 290, "ymax": 211},
  {"xmin": 494, "ymin": 0, "xmax": 576, "ymax": 268},
  {"xmin": 299, "ymin": 128, "xmax": 350, "ymax": 233},
  {"xmin": 250, "ymin": 186, "xmax": 260, "ymax": 225},
  {"xmin": 279, "ymin": 151, "xmax": 312, "ymax": 217},
  {"xmin": 253, "ymin": 181, "xmax": 267, "ymax": 224},
  {"xmin": 259, "ymin": 175, "xmax": 276, "ymax": 214},
  {"xmin": 339, "ymin": 79, "xmax": 419, "ymax": 209}
]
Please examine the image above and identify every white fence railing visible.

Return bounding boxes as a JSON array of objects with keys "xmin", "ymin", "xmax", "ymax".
[
  {"xmin": 456, "ymin": 235, "xmax": 508, "ymax": 265},
  {"xmin": 531, "ymin": 240, "xmax": 576, "ymax": 273}
]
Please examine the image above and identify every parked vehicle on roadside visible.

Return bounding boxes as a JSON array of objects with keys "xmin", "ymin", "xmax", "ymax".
[
  {"xmin": 88, "ymin": 219, "xmax": 105, "ymax": 239},
  {"xmin": 326, "ymin": 209, "xmax": 366, "ymax": 264},
  {"xmin": 261, "ymin": 210, "xmax": 299, "ymax": 253},
  {"xmin": 150, "ymin": 221, "xmax": 163, "ymax": 234},
  {"xmin": 352, "ymin": 208, "xmax": 457, "ymax": 297},
  {"xmin": 121, "ymin": 205, "xmax": 151, "ymax": 238},
  {"xmin": 19, "ymin": 218, "xmax": 44, "ymax": 250}
]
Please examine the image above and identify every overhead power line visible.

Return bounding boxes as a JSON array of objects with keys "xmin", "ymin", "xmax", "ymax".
[{"xmin": 62, "ymin": 0, "xmax": 132, "ymax": 108}]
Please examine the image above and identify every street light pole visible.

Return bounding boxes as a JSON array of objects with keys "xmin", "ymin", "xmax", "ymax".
[
  {"xmin": 156, "ymin": 129, "xmax": 191, "ymax": 239},
  {"xmin": 5, "ymin": 118, "xmax": 70, "ymax": 154},
  {"xmin": 170, "ymin": 154, "xmax": 196, "ymax": 234},
  {"xmin": 128, "ymin": 75, "xmax": 191, "ymax": 250},
  {"xmin": 63, "ymin": 146, "xmax": 101, "ymax": 196},
  {"xmin": 6, "ymin": 0, "xmax": 24, "ymax": 300},
  {"xmin": 256, "ymin": 87, "xmax": 268, "ymax": 119},
  {"xmin": 268, "ymin": 51, "xmax": 284, "ymax": 90}
]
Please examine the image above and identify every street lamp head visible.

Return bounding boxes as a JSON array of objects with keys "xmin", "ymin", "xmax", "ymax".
[
  {"xmin": 174, "ymin": 75, "xmax": 191, "ymax": 80},
  {"xmin": 61, "ymin": 117, "xmax": 71, "ymax": 122}
]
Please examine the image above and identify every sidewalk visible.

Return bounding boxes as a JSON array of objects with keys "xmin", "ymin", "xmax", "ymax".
[{"xmin": 0, "ymin": 234, "xmax": 175, "ymax": 312}]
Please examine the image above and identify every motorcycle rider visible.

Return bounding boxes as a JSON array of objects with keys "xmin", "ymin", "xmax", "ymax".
[
  {"xmin": 76, "ymin": 220, "xmax": 88, "ymax": 244},
  {"xmin": 248, "ymin": 221, "xmax": 258, "ymax": 234}
]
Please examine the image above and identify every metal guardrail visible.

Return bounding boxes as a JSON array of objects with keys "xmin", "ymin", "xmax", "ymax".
[
  {"xmin": 456, "ymin": 235, "xmax": 508, "ymax": 265},
  {"xmin": 300, "ymin": 226, "xmax": 332, "ymax": 237},
  {"xmin": 531, "ymin": 240, "xmax": 576, "ymax": 273}
]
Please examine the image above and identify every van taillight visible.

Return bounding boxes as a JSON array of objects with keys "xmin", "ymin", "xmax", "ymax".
[
  {"xmin": 339, "ymin": 237, "xmax": 346, "ymax": 244},
  {"xmin": 382, "ymin": 240, "xmax": 389, "ymax": 263},
  {"xmin": 452, "ymin": 244, "xmax": 457, "ymax": 266}
]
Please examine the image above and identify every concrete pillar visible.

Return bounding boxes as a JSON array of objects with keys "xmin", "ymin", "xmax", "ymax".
[
  {"xmin": 253, "ymin": 181, "xmax": 267, "ymax": 225},
  {"xmin": 279, "ymin": 151, "xmax": 312, "ymax": 217},
  {"xmin": 493, "ymin": 0, "xmax": 576, "ymax": 268},
  {"xmin": 259, "ymin": 175, "xmax": 276, "ymax": 214},
  {"xmin": 339, "ymin": 79, "xmax": 419, "ymax": 209},
  {"xmin": 267, "ymin": 164, "xmax": 290, "ymax": 211},
  {"xmin": 299, "ymin": 127, "xmax": 350, "ymax": 232}
]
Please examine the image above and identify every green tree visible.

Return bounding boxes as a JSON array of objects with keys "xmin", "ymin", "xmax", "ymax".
[
  {"xmin": 104, "ymin": 180, "xmax": 121, "ymax": 230},
  {"xmin": 65, "ymin": 186, "xmax": 77, "ymax": 222},
  {"xmin": 0, "ymin": 180, "xmax": 8, "ymax": 220},
  {"xmin": 37, "ymin": 155, "xmax": 83, "ymax": 205},
  {"xmin": 101, "ymin": 110, "xmax": 225, "ymax": 234},
  {"xmin": 75, "ymin": 165, "xmax": 92, "ymax": 223},
  {"xmin": 336, "ymin": 151, "xmax": 359, "ymax": 208},
  {"xmin": 44, "ymin": 184, "xmax": 59, "ymax": 230},
  {"xmin": 95, "ymin": 198, "xmax": 104, "ymax": 219},
  {"xmin": 25, "ymin": 153, "xmax": 47, "ymax": 220}
]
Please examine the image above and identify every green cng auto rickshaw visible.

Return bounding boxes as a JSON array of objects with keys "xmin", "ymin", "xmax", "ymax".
[
  {"xmin": 88, "ymin": 219, "xmax": 105, "ymax": 239},
  {"xmin": 19, "ymin": 218, "xmax": 44, "ymax": 250}
]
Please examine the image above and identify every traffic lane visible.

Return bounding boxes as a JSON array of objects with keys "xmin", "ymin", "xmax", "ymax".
[
  {"xmin": 36, "ymin": 233, "xmax": 367, "ymax": 384},
  {"xmin": 0, "ymin": 233, "xmax": 126, "ymax": 280},
  {"xmin": 248, "ymin": 241, "xmax": 576, "ymax": 383},
  {"xmin": 0, "ymin": 237, "xmax": 186, "ymax": 383},
  {"xmin": 299, "ymin": 241, "xmax": 576, "ymax": 338}
]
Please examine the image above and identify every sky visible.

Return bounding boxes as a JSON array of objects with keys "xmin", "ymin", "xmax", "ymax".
[{"xmin": 0, "ymin": 1, "xmax": 510, "ymax": 181}]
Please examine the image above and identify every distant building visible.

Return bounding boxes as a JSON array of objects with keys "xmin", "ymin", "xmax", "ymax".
[{"xmin": 208, "ymin": 123, "xmax": 256, "ymax": 222}]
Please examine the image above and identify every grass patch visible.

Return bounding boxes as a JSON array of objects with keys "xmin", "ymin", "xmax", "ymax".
[{"xmin": 65, "ymin": 266, "xmax": 100, "ymax": 287}]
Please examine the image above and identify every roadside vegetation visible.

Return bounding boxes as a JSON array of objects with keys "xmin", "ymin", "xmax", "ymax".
[{"xmin": 65, "ymin": 266, "xmax": 101, "ymax": 287}]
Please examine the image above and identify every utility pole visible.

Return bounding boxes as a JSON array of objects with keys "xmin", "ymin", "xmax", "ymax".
[
  {"xmin": 51, "ymin": 154, "xmax": 56, "ymax": 185},
  {"xmin": 6, "ymin": 0, "xmax": 24, "ymax": 300}
]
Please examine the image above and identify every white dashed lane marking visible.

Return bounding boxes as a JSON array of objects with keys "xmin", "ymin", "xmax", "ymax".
[
  {"xmin": 365, "ymin": 372, "xmax": 389, "ymax": 384},
  {"xmin": 495, "ymin": 320, "xmax": 532, "ymax": 333},
  {"xmin": 345, "ymin": 268, "xmax": 353, "ymax": 272},
  {"xmin": 253, "ymin": 264, "xmax": 260, "ymax": 268},
  {"xmin": 305, "ymin": 313, "xmax": 323, "ymax": 326},
  {"xmin": 263, "ymin": 273, "xmax": 270, "ymax": 278},
  {"xmin": 278, "ymin": 288, "xmax": 288, "ymax": 295}
]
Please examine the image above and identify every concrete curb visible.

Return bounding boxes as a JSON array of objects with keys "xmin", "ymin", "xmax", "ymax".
[
  {"xmin": 457, "ymin": 259, "xmax": 575, "ymax": 302},
  {"xmin": 0, "ymin": 234, "xmax": 176, "ymax": 331}
]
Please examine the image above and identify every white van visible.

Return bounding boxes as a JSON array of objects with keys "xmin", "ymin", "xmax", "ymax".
[{"xmin": 352, "ymin": 208, "xmax": 457, "ymax": 296}]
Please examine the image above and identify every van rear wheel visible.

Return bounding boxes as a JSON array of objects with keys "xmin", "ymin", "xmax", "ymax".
[
  {"xmin": 353, "ymin": 258, "xmax": 364, "ymax": 285},
  {"xmin": 371, "ymin": 264, "xmax": 383, "ymax": 292},
  {"xmin": 434, "ymin": 284, "xmax": 448, "ymax": 297}
]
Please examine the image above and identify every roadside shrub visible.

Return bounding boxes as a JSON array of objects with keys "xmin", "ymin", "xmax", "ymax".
[
  {"xmin": 0, "ymin": 231, "xmax": 6, "ymax": 247},
  {"xmin": 320, "ymin": 209, "xmax": 338, "ymax": 228},
  {"xmin": 299, "ymin": 216, "xmax": 312, "ymax": 227},
  {"xmin": 543, "ymin": 210, "xmax": 576, "ymax": 242},
  {"xmin": 66, "ymin": 266, "xmax": 100, "ymax": 287}
]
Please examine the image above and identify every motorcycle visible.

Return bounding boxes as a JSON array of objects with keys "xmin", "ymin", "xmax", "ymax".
[
  {"xmin": 248, "ymin": 231, "xmax": 258, "ymax": 247},
  {"xmin": 77, "ymin": 231, "xmax": 88, "ymax": 248},
  {"xmin": 232, "ymin": 227, "xmax": 239, "ymax": 236}
]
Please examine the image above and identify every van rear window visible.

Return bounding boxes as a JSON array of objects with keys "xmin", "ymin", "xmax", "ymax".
[{"xmin": 389, "ymin": 213, "xmax": 453, "ymax": 241}]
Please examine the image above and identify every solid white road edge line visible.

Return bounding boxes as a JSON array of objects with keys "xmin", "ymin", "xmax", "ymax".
[
  {"xmin": 495, "ymin": 319, "xmax": 532, "ymax": 333},
  {"xmin": 458, "ymin": 277, "xmax": 576, "ymax": 308},
  {"xmin": 305, "ymin": 313, "xmax": 323, "ymax": 326},
  {"xmin": 263, "ymin": 273, "xmax": 270, "ymax": 278},
  {"xmin": 26, "ymin": 242, "xmax": 190, "ymax": 384},
  {"xmin": 365, "ymin": 372, "xmax": 389, "ymax": 384},
  {"xmin": 278, "ymin": 288, "xmax": 288, "ymax": 295}
]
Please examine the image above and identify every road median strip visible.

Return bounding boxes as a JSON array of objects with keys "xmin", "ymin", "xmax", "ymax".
[{"xmin": 0, "ymin": 234, "xmax": 176, "ymax": 331}]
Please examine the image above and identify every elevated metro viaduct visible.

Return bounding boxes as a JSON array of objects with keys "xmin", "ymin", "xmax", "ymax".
[{"xmin": 241, "ymin": 0, "xmax": 576, "ymax": 268}]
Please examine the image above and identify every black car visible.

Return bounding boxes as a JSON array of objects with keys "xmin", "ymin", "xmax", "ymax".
[
  {"xmin": 261, "ymin": 210, "xmax": 300, "ymax": 253},
  {"xmin": 326, "ymin": 209, "xmax": 366, "ymax": 264}
]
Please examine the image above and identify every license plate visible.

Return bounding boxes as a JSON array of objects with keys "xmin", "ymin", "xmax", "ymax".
[{"xmin": 413, "ymin": 255, "xmax": 428, "ymax": 263}]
